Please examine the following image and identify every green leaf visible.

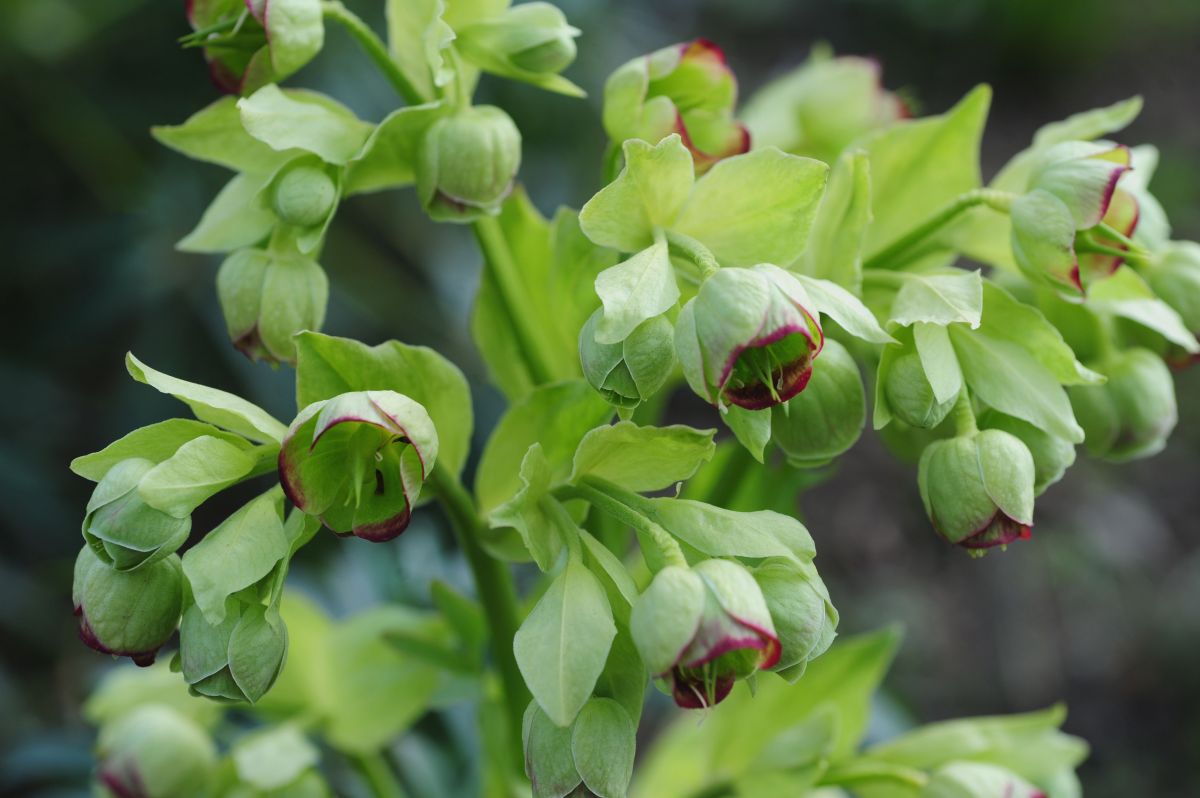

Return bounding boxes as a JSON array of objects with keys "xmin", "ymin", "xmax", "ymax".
[
  {"xmin": 793, "ymin": 273, "xmax": 895, "ymax": 343},
  {"xmin": 293, "ymin": 332, "xmax": 473, "ymax": 477},
  {"xmin": 514, "ymin": 560, "xmax": 617, "ymax": 727},
  {"xmin": 579, "ymin": 136, "xmax": 694, "ymax": 253},
  {"xmin": 177, "ymin": 172, "xmax": 277, "ymax": 254},
  {"xmin": 152, "ymin": 97, "xmax": 292, "ymax": 173},
  {"xmin": 890, "ymin": 271, "xmax": 983, "ymax": 328},
  {"xmin": 1088, "ymin": 267, "xmax": 1200, "ymax": 352},
  {"xmin": 238, "ymin": 85, "xmax": 373, "ymax": 165},
  {"xmin": 227, "ymin": 603, "xmax": 287, "ymax": 703},
  {"xmin": 949, "ymin": 327, "xmax": 1084, "ymax": 443},
  {"xmin": 641, "ymin": 498, "xmax": 815, "ymax": 563},
  {"xmin": 799, "ymin": 148, "xmax": 872, "ymax": 291},
  {"xmin": 137, "ymin": 436, "xmax": 256, "ymax": 518},
  {"xmin": 523, "ymin": 702, "xmax": 582, "ymax": 798},
  {"xmin": 71, "ymin": 419, "xmax": 255, "ymax": 482},
  {"xmin": 182, "ymin": 491, "xmax": 290, "ymax": 624},
  {"xmin": 570, "ymin": 422, "xmax": 715, "ymax": 493},
  {"xmin": 126, "ymin": 353, "xmax": 287, "ymax": 443},
  {"xmin": 572, "ymin": 698, "xmax": 636, "ymax": 798},
  {"xmin": 594, "ymin": 240, "xmax": 679, "ymax": 344},
  {"xmin": 1032, "ymin": 96, "xmax": 1143, "ymax": 148},
  {"xmin": 385, "ymin": 0, "xmax": 455, "ymax": 102},
  {"xmin": 344, "ymin": 102, "xmax": 446, "ymax": 195},
  {"xmin": 862, "ymin": 85, "xmax": 991, "ymax": 260},
  {"xmin": 913, "ymin": 323, "xmax": 963, "ymax": 405},
  {"xmin": 489, "ymin": 444, "xmax": 565, "ymax": 571},
  {"xmin": 722, "ymin": 405, "xmax": 773, "ymax": 463},
  {"xmin": 579, "ymin": 529, "xmax": 640, "ymax": 622},
  {"xmin": 977, "ymin": 282, "xmax": 1105, "ymax": 384},
  {"xmin": 674, "ymin": 147, "xmax": 829, "ymax": 267},
  {"xmin": 232, "ymin": 725, "xmax": 320, "ymax": 791}
]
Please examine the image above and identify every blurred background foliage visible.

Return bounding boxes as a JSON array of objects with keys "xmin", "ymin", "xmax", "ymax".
[{"xmin": 3, "ymin": 0, "xmax": 1199, "ymax": 795}]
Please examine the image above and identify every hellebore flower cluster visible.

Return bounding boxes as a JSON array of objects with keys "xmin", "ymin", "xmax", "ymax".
[{"xmin": 280, "ymin": 390, "xmax": 439, "ymax": 542}]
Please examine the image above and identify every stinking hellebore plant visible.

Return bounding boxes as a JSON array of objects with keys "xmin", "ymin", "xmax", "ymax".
[{"xmin": 68, "ymin": 2, "xmax": 1200, "ymax": 796}]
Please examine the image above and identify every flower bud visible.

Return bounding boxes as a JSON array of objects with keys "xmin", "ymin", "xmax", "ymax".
[
  {"xmin": 184, "ymin": 0, "xmax": 323, "ymax": 96},
  {"xmin": 216, "ymin": 247, "xmax": 328, "ymax": 365},
  {"xmin": 676, "ymin": 265, "xmax": 824, "ymax": 410},
  {"xmin": 885, "ymin": 352, "xmax": 956, "ymax": 430},
  {"xmin": 179, "ymin": 601, "xmax": 287, "ymax": 703},
  {"xmin": 1070, "ymin": 348, "xmax": 1177, "ymax": 461},
  {"xmin": 580, "ymin": 310, "xmax": 676, "ymax": 408},
  {"xmin": 603, "ymin": 40, "xmax": 749, "ymax": 173},
  {"xmin": 978, "ymin": 410, "xmax": 1076, "ymax": 496},
  {"xmin": 751, "ymin": 558, "xmax": 837, "ymax": 681},
  {"xmin": 279, "ymin": 391, "xmax": 439, "ymax": 542},
  {"xmin": 417, "ymin": 106, "xmax": 521, "ymax": 222},
  {"xmin": 630, "ymin": 560, "xmax": 780, "ymax": 709},
  {"xmin": 270, "ymin": 161, "xmax": 338, "ymax": 228},
  {"xmin": 918, "ymin": 430, "xmax": 1036, "ymax": 552},
  {"xmin": 771, "ymin": 338, "xmax": 865, "ymax": 467},
  {"xmin": 924, "ymin": 762, "xmax": 1045, "ymax": 798},
  {"xmin": 95, "ymin": 704, "xmax": 217, "ymax": 798},
  {"xmin": 456, "ymin": 3, "xmax": 579, "ymax": 75},
  {"xmin": 82, "ymin": 459, "xmax": 191, "ymax": 571},
  {"xmin": 73, "ymin": 546, "xmax": 183, "ymax": 667},
  {"xmin": 1145, "ymin": 241, "xmax": 1200, "ymax": 360}
]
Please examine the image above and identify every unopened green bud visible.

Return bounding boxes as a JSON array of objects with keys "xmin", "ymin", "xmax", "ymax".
[
  {"xmin": 886, "ymin": 353, "xmax": 955, "ymax": 429},
  {"xmin": 752, "ymin": 558, "xmax": 837, "ymax": 681},
  {"xmin": 918, "ymin": 430, "xmax": 1035, "ymax": 553},
  {"xmin": 82, "ymin": 458, "xmax": 191, "ymax": 571},
  {"xmin": 96, "ymin": 704, "xmax": 216, "ymax": 798},
  {"xmin": 456, "ymin": 2, "xmax": 579, "ymax": 75},
  {"xmin": 978, "ymin": 410, "xmax": 1076, "ymax": 495},
  {"xmin": 73, "ymin": 546, "xmax": 183, "ymax": 667},
  {"xmin": 417, "ymin": 106, "xmax": 522, "ymax": 222},
  {"xmin": 217, "ymin": 247, "xmax": 328, "ymax": 365},
  {"xmin": 271, "ymin": 162, "xmax": 338, "ymax": 228},
  {"xmin": 1070, "ymin": 348, "xmax": 1176, "ymax": 462},
  {"xmin": 923, "ymin": 762, "xmax": 1044, "ymax": 798},
  {"xmin": 772, "ymin": 338, "xmax": 865, "ymax": 467},
  {"xmin": 179, "ymin": 600, "xmax": 287, "ymax": 704},
  {"xmin": 580, "ymin": 310, "xmax": 675, "ymax": 408}
]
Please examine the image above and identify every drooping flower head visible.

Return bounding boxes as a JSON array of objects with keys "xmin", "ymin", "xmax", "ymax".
[
  {"xmin": 95, "ymin": 705, "xmax": 217, "ymax": 798},
  {"xmin": 676, "ymin": 264, "xmax": 824, "ymax": 410},
  {"xmin": 416, "ymin": 105, "xmax": 522, "ymax": 222},
  {"xmin": 217, "ymin": 246, "xmax": 328, "ymax": 365},
  {"xmin": 1070, "ymin": 348, "xmax": 1177, "ymax": 462}
]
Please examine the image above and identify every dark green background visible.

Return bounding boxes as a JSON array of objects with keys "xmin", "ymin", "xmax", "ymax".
[{"xmin": 3, "ymin": 0, "xmax": 1199, "ymax": 795}]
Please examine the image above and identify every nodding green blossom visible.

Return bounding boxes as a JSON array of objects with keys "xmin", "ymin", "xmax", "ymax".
[
  {"xmin": 279, "ymin": 391, "xmax": 438, "ymax": 542},
  {"xmin": 1070, "ymin": 348, "xmax": 1177, "ymax": 462},
  {"xmin": 676, "ymin": 265, "xmax": 824, "ymax": 410},
  {"xmin": 579, "ymin": 310, "xmax": 676, "ymax": 408},
  {"xmin": 918, "ymin": 429, "xmax": 1036, "ymax": 553},
  {"xmin": 184, "ymin": 0, "xmax": 324, "ymax": 95},
  {"xmin": 771, "ymin": 338, "xmax": 865, "ymax": 468},
  {"xmin": 217, "ymin": 247, "xmax": 328, "ymax": 365},
  {"xmin": 179, "ymin": 600, "xmax": 287, "ymax": 703},
  {"xmin": 73, "ymin": 546, "xmax": 183, "ymax": 667},
  {"xmin": 630, "ymin": 560, "xmax": 780, "ymax": 709},
  {"xmin": 417, "ymin": 106, "xmax": 522, "ymax": 222},
  {"xmin": 95, "ymin": 704, "xmax": 217, "ymax": 798},
  {"xmin": 603, "ymin": 39, "xmax": 750, "ymax": 173}
]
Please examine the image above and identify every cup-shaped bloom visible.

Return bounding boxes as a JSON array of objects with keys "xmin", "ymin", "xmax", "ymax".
[
  {"xmin": 216, "ymin": 247, "xmax": 328, "ymax": 365},
  {"xmin": 676, "ymin": 265, "xmax": 824, "ymax": 410},
  {"xmin": 580, "ymin": 310, "xmax": 676, "ymax": 408},
  {"xmin": 185, "ymin": 0, "xmax": 324, "ymax": 96},
  {"xmin": 918, "ymin": 429, "xmax": 1036, "ymax": 552},
  {"xmin": 1070, "ymin": 348, "xmax": 1177, "ymax": 462},
  {"xmin": 73, "ymin": 546, "xmax": 183, "ymax": 667},
  {"xmin": 456, "ymin": 2, "xmax": 580, "ymax": 76},
  {"xmin": 82, "ymin": 459, "xmax": 191, "ymax": 571},
  {"xmin": 885, "ymin": 352, "xmax": 956, "ymax": 430},
  {"xmin": 751, "ymin": 558, "xmax": 837, "ymax": 681},
  {"xmin": 1146, "ymin": 241, "xmax": 1200, "ymax": 364},
  {"xmin": 95, "ymin": 705, "xmax": 217, "ymax": 798},
  {"xmin": 924, "ymin": 762, "xmax": 1046, "ymax": 798},
  {"xmin": 1010, "ymin": 142, "xmax": 1133, "ymax": 295},
  {"xmin": 771, "ymin": 338, "xmax": 865, "ymax": 467},
  {"xmin": 280, "ymin": 391, "xmax": 438, "ymax": 542},
  {"xmin": 630, "ymin": 560, "xmax": 780, "ymax": 709},
  {"xmin": 603, "ymin": 40, "xmax": 750, "ymax": 173},
  {"xmin": 270, "ymin": 160, "xmax": 339, "ymax": 228},
  {"xmin": 416, "ymin": 106, "xmax": 522, "ymax": 222},
  {"xmin": 178, "ymin": 600, "xmax": 287, "ymax": 703}
]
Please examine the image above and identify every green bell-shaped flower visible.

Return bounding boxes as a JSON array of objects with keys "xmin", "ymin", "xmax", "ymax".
[
  {"xmin": 217, "ymin": 247, "xmax": 329, "ymax": 365},
  {"xmin": 73, "ymin": 545, "xmax": 183, "ymax": 667},
  {"xmin": 95, "ymin": 704, "xmax": 217, "ymax": 798},
  {"xmin": 579, "ymin": 310, "xmax": 676, "ymax": 408},
  {"xmin": 1070, "ymin": 347, "xmax": 1177, "ymax": 462},
  {"xmin": 82, "ymin": 458, "xmax": 191, "ymax": 571},
  {"xmin": 771, "ymin": 338, "xmax": 865, "ymax": 467},
  {"xmin": 918, "ymin": 429, "xmax": 1036, "ymax": 553},
  {"xmin": 178, "ymin": 599, "xmax": 287, "ymax": 703},
  {"xmin": 279, "ymin": 391, "xmax": 439, "ymax": 542},
  {"xmin": 417, "ymin": 106, "xmax": 522, "ymax": 222}
]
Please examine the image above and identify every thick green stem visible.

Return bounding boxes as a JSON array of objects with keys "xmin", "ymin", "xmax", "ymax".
[
  {"xmin": 555, "ymin": 479, "xmax": 688, "ymax": 568},
  {"xmin": 473, "ymin": 215, "xmax": 558, "ymax": 385},
  {"xmin": 952, "ymin": 388, "xmax": 978, "ymax": 437},
  {"xmin": 429, "ymin": 468, "xmax": 529, "ymax": 773},
  {"xmin": 321, "ymin": 1, "xmax": 426, "ymax": 105},
  {"xmin": 352, "ymin": 752, "xmax": 409, "ymax": 798},
  {"xmin": 864, "ymin": 189, "xmax": 1014, "ymax": 271}
]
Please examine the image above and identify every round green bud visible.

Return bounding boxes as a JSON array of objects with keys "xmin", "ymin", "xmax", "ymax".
[
  {"xmin": 579, "ymin": 310, "xmax": 675, "ymax": 408},
  {"xmin": 456, "ymin": 3, "xmax": 579, "ymax": 76},
  {"xmin": 271, "ymin": 163, "xmax": 338, "ymax": 228},
  {"xmin": 82, "ymin": 458, "xmax": 191, "ymax": 571},
  {"xmin": 752, "ymin": 558, "xmax": 837, "ymax": 681},
  {"xmin": 217, "ymin": 248, "xmax": 328, "ymax": 365},
  {"xmin": 510, "ymin": 33, "xmax": 577, "ymax": 74},
  {"xmin": 978, "ymin": 409, "xmax": 1076, "ymax": 496},
  {"xmin": 1070, "ymin": 347, "xmax": 1177, "ymax": 462},
  {"xmin": 73, "ymin": 546, "xmax": 183, "ymax": 667},
  {"xmin": 772, "ymin": 338, "xmax": 865, "ymax": 467},
  {"xmin": 417, "ymin": 106, "xmax": 522, "ymax": 222},
  {"xmin": 179, "ymin": 600, "xmax": 287, "ymax": 704},
  {"xmin": 96, "ymin": 704, "xmax": 217, "ymax": 798},
  {"xmin": 885, "ymin": 352, "xmax": 955, "ymax": 429}
]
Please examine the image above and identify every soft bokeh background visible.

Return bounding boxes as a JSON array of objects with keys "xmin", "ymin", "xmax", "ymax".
[{"xmin": 4, "ymin": 0, "xmax": 1199, "ymax": 795}]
